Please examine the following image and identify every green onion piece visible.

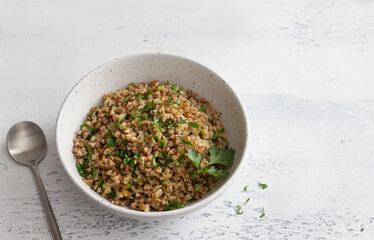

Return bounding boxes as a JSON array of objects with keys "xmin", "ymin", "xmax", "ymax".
[{"xmin": 198, "ymin": 107, "xmax": 206, "ymax": 112}]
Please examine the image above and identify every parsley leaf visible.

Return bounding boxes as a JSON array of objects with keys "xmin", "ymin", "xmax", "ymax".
[
  {"xmin": 188, "ymin": 122, "xmax": 199, "ymax": 128},
  {"xmin": 107, "ymin": 132, "xmax": 117, "ymax": 147},
  {"xmin": 166, "ymin": 200, "xmax": 184, "ymax": 211},
  {"xmin": 198, "ymin": 107, "xmax": 206, "ymax": 112},
  {"xmin": 200, "ymin": 165, "xmax": 229, "ymax": 176},
  {"xmin": 187, "ymin": 147, "xmax": 235, "ymax": 177},
  {"xmin": 258, "ymin": 183, "xmax": 268, "ymax": 189},
  {"xmin": 187, "ymin": 148, "xmax": 203, "ymax": 170},
  {"xmin": 180, "ymin": 119, "xmax": 187, "ymax": 124},
  {"xmin": 208, "ymin": 147, "xmax": 235, "ymax": 167},
  {"xmin": 115, "ymin": 122, "xmax": 121, "ymax": 129},
  {"xmin": 244, "ymin": 186, "xmax": 248, "ymax": 191},
  {"xmin": 244, "ymin": 198, "xmax": 250, "ymax": 204},
  {"xmin": 260, "ymin": 213, "xmax": 265, "ymax": 218}
]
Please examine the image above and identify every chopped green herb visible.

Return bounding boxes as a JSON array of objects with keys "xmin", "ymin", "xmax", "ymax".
[
  {"xmin": 130, "ymin": 109, "xmax": 136, "ymax": 118},
  {"xmin": 171, "ymin": 85, "xmax": 178, "ymax": 92},
  {"xmin": 147, "ymin": 176, "xmax": 151, "ymax": 182},
  {"xmin": 188, "ymin": 122, "xmax": 199, "ymax": 128},
  {"xmin": 198, "ymin": 107, "xmax": 206, "ymax": 112},
  {"xmin": 244, "ymin": 198, "xmax": 250, "ymax": 204},
  {"xmin": 112, "ymin": 91, "xmax": 117, "ymax": 95},
  {"xmin": 76, "ymin": 163, "xmax": 89, "ymax": 177},
  {"xmin": 160, "ymin": 140, "xmax": 167, "ymax": 147},
  {"xmin": 174, "ymin": 99, "xmax": 181, "ymax": 105},
  {"xmin": 211, "ymin": 128, "xmax": 225, "ymax": 142},
  {"xmin": 195, "ymin": 185, "xmax": 201, "ymax": 191},
  {"xmin": 139, "ymin": 102, "xmax": 152, "ymax": 111},
  {"xmin": 83, "ymin": 144, "xmax": 93, "ymax": 160},
  {"xmin": 244, "ymin": 186, "xmax": 248, "ymax": 191},
  {"xmin": 144, "ymin": 88, "xmax": 152, "ymax": 99},
  {"xmin": 166, "ymin": 200, "xmax": 184, "ymax": 211},
  {"xmin": 82, "ymin": 123, "xmax": 99, "ymax": 135},
  {"xmin": 258, "ymin": 183, "xmax": 268, "ymax": 189},
  {"xmin": 106, "ymin": 101, "xmax": 109, "ymax": 107},
  {"xmin": 361, "ymin": 228, "xmax": 364, "ymax": 232},
  {"xmin": 180, "ymin": 136, "xmax": 192, "ymax": 145},
  {"xmin": 107, "ymin": 132, "xmax": 117, "ymax": 147},
  {"xmin": 169, "ymin": 121, "xmax": 177, "ymax": 128},
  {"xmin": 115, "ymin": 122, "xmax": 121, "ymax": 129},
  {"xmin": 177, "ymin": 90, "xmax": 184, "ymax": 94},
  {"xmin": 152, "ymin": 157, "xmax": 157, "ymax": 167},
  {"xmin": 91, "ymin": 168, "xmax": 96, "ymax": 177},
  {"xmin": 200, "ymin": 130, "xmax": 204, "ymax": 136},
  {"xmin": 122, "ymin": 155, "xmax": 135, "ymax": 167},
  {"xmin": 155, "ymin": 134, "xmax": 162, "ymax": 140},
  {"xmin": 125, "ymin": 98, "xmax": 129, "ymax": 102},
  {"xmin": 160, "ymin": 179, "xmax": 165, "ymax": 184},
  {"xmin": 236, "ymin": 205, "xmax": 244, "ymax": 214},
  {"xmin": 129, "ymin": 82, "xmax": 135, "ymax": 86},
  {"xmin": 177, "ymin": 152, "xmax": 185, "ymax": 166},
  {"xmin": 126, "ymin": 183, "xmax": 132, "ymax": 189},
  {"xmin": 260, "ymin": 213, "xmax": 265, "ymax": 218},
  {"xmin": 166, "ymin": 98, "xmax": 174, "ymax": 105},
  {"xmin": 180, "ymin": 119, "xmax": 187, "ymax": 124},
  {"xmin": 107, "ymin": 188, "xmax": 116, "ymax": 198},
  {"xmin": 98, "ymin": 178, "xmax": 103, "ymax": 187}
]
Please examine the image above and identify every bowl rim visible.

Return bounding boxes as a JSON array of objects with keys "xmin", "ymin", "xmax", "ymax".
[{"xmin": 55, "ymin": 52, "xmax": 250, "ymax": 218}]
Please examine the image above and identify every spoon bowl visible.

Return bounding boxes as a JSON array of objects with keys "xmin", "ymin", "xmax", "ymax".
[
  {"xmin": 6, "ymin": 121, "xmax": 62, "ymax": 240},
  {"xmin": 7, "ymin": 121, "xmax": 47, "ymax": 166}
]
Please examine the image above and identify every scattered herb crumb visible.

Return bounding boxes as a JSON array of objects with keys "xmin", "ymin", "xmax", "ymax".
[
  {"xmin": 260, "ymin": 212, "xmax": 265, "ymax": 218},
  {"xmin": 244, "ymin": 198, "xmax": 250, "ymax": 204},
  {"xmin": 258, "ymin": 183, "xmax": 268, "ymax": 189},
  {"xmin": 236, "ymin": 205, "xmax": 244, "ymax": 215},
  {"xmin": 361, "ymin": 228, "xmax": 364, "ymax": 232},
  {"xmin": 244, "ymin": 186, "xmax": 248, "ymax": 191}
]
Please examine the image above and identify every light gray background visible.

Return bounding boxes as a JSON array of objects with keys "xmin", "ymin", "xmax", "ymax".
[{"xmin": 1, "ymin": 0, "xmax": 374, "ymax": 239}]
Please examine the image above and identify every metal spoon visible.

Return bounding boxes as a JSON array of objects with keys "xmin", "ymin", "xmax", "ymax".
[{"xmin": 6, "ymin": 121, "xmax": 62, "ymax": 240}]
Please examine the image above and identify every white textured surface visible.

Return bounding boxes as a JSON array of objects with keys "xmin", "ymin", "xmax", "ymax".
[{"xmin": 1, "ymin": 0, "xmax": 374, "ymax": 239}]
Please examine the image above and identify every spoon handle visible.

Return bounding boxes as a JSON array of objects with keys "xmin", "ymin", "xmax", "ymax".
[{"xmin": 31, "ymin": 165, "xmax": 62, "ymax": 240}]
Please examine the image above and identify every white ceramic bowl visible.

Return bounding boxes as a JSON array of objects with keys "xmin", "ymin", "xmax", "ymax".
[{"xmin": 56, "ymin": 53, "xmax": 249, "ymax": 220}]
